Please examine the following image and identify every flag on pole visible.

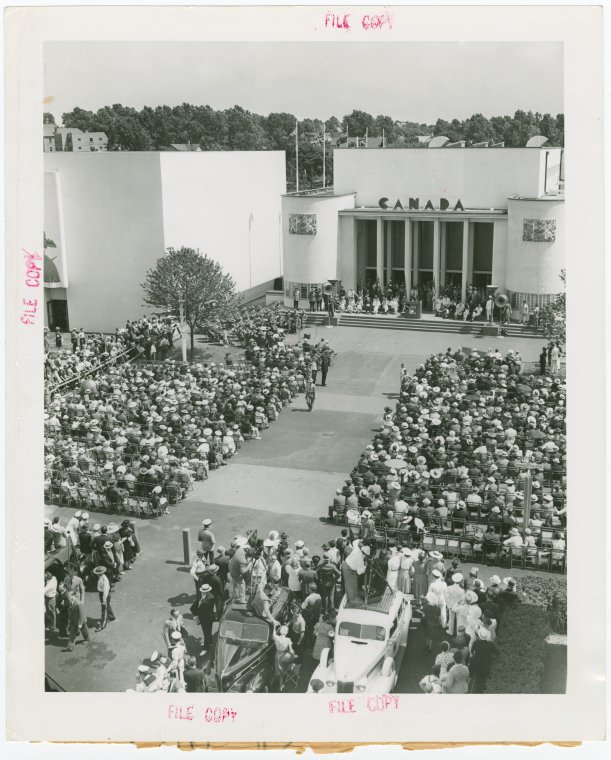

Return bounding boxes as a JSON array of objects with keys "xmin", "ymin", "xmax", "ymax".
[{"xmin": 290, "ymin": 120, "xmax": 299, "ymax": 192}]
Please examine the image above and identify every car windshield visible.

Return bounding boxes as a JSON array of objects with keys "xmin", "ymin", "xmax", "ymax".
[
  {"xmin": 338, "ymin": 621, "xmax": 386, "ymax": 641},
  {"xmin": 220, "ymin": 620, "xmax": 269, "ymax": 644}
]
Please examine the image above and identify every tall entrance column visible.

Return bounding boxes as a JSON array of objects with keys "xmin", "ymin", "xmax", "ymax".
[
  {"xmin": 440, "ymin": 221, "xmax": 447, "ymax": 287},
  {"xmin": 433, "ymin": 219, "xmax": 441, "ymax": 292},
  {"xmin": 376, "ymin": 217, "xmax": 384, "ymax": 285},
  {"xmin": 385, "ymin": 221, "xmax": 393, "ymax": 286},
  {"xmin": 412, "ymin": 222, "xmax": 419, "ymax": 288},
  {"xmin": 461, "ymin": 220, "xmax": 470, "ymax": 301},
  {"xmin": 403, "ymin": 219, "xmax": 412, "ymax": 295}
]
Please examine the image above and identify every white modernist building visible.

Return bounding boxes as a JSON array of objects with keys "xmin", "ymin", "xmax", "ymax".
[
  {"xmin": 282, "ymin": 146, "xmax": 565, "ymax": 309},
  {"xmin": 44, "ymin": 151, "xmax": 285, "ymax": 331},
  {"xmin": 43, "ymin": 145, "xmax": 564, "ymax": 331}
]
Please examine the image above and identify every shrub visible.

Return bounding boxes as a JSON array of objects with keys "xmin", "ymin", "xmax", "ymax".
[
  {"xmin": 518, "ymin": 575, "xmax": 567, "ymax": 634},
  {"xmin": 486, "ymin": 603, "xmax": 550, "ymax": 693},
  {"xmin": 486, "ymin": 575, "xmax": 568, "ymax": 693}
]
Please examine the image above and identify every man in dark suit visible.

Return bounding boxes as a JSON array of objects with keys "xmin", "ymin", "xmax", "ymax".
[
  {"xmin": 196, "ymin": 584, "xmax": 216, "ymax": 655},
  {"xmin": 321, "ymin": 352, "xmax": 331, "ymax": 387}
]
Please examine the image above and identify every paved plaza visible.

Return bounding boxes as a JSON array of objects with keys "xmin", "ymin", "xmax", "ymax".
[{"xmin": 45, "ymin": 325, "xmax": 548, "ymax": 692}]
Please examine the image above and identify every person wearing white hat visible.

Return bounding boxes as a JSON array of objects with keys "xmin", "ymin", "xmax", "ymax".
[
  {"xmin": 422, "ymin": 592, "xmax": 441, "ymax": 652},
  {"xmin": 229, "ymin": 539, "xmax": 252, "ymax": 603},
  {"xmin": 94, "ymin": 566, "xmax": 116, "ymax": 631},
  {"xmin": 198, "ymin": 519, "xmax": 215, "ymax": 564},
  {"xmin": 162, "ymin": 608, "xmax": 185, "ymax": 652},
  {"xmin": 502, "ymin": 527, "xmax": 524, "ymax": 554},
  {"xmin": 428, "ymin": 569, "xmax": 448, "ymax": 628},
  {"xmin": 272, "ymin": 622, "xmax": 296, "ymax": 683},
  {"xmin": 196, "ymin": 584, "xmax": 216, "ymax": 654},
  {"xmin": 168, "ymin": 631, "xmax": 186, "ymax": 685},
  {"xmin": 445, "ymin": 574, "xmax": 466, "ymax": 635},
  {"xmin": 342, "ymin": 540, "xmax": 369, "ymax": 603},
  {"xmin": 65, "ymin": 511, "xmax": 82, "ymax": 549},
  {"xmin": 468, "ymin": 623, "xmax": 499, "ymax": 693}
]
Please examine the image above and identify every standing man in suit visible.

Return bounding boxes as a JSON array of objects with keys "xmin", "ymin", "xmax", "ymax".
[
  {"xmin": 196, "ymin": 584, "xmax": 216, "ymax": 655},
  {"xmin": 321, "ymin": 352, "xmax": 331, "ymax": 387},
  {"xmin": 539, "ymin": 347, "xmax": 547, "ymax": 375}
]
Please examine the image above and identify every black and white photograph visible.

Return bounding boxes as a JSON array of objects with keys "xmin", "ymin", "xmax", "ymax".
[{"xmin": 5, "ymin": 2, "xmax": 606, "ymax": 747}]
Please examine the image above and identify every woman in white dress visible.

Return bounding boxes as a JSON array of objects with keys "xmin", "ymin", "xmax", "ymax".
[
  {"xmin": 386, "ymin": 545, "xmax": 401, "ymax": 590},
  {"xmin": 396, "ymin": 547, "xmax": 414, "ymax": 594}
]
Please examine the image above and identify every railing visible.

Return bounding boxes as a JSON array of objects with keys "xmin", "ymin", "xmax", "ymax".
[
  {"xmin": 331, "ymin": 520, "xmax": 567, "ymax": 574},
  {"xmin": 46, "ymin": 345, "xmax": 140, "ymax": 394}
]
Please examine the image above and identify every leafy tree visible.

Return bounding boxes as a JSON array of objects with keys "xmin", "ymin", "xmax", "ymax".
[
  {"xmin": 325, "ymin": 116, "xmax": 341, "ymax": 133},
  {"xmin": 43, "ymin": 112, "xmax": 56, "ymax": 125},
  {"xmin": 541, "ymin": 269, "xmax": 566, "ymax": 345},
  {"xmin": 342, "ymin": 109, "xmax": 375, "ymax": 138},
  {"xmin": 141, "ymin": 247, "xmax": 237, "ymax": 359},
  {"xmin": 224, "ymin": 106, "xmax": 268, "ymax": 150},
  {"xmin": 464, "ymin": 113, "xmax": 496, "ymax": 144},
  {"xmin": 62, "ymin": 107, "xmax": 96, "ymax": 133}
]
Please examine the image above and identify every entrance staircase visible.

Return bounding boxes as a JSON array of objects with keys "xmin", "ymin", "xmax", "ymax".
[{"xmin": 306, "ymin": 312, "xmax": 542, "ymax": 339}]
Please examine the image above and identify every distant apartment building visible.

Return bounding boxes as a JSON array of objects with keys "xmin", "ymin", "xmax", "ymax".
[{"xmin": 43, "ymin": 125, "xmax": 108, "ymax": 153}]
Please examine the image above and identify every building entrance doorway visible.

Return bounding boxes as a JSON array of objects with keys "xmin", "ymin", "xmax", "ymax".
[{"xmin": 47, "ymin": 299, "xmax": 69, "ymax": 331}]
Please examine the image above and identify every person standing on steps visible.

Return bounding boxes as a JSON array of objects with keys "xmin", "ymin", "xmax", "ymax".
[{"xmin": 305, "ymin": 378, "xmax": 317, "ymax": 412}]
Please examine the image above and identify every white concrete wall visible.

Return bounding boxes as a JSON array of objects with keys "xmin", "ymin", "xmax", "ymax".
[
  {"xmin": 159, "ymin": 152, "xmax": 285, "ymax": 292},
  {"xmin": 44, "ymin": 152, "xmax": 166, "ymax": 332},
  {"xmin": 491, "ymin": 219, "xmax": 509, "ymax": 289},
  {"xmin": 506, "ymin": 198, "xmax": 565, "ymax": 294},
  {"xmin": 282, "ymin": 193, "xmax": 355, "ymax": 283},
  {"xmin": 44, "ymin": 151, "xmax": 286, "ymax": 332},
  {"xmin": 333, "ymin": 148, "xmax": 557, "ymax": 210},
  {"xmin": 338, "ymin": 215, "xmax": 357, "ymax": 288}
]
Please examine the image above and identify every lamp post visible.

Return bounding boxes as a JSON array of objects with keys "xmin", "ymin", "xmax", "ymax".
[{"xmin": 178, "ymin": 295, "xmax": 188, "ymax": 364}]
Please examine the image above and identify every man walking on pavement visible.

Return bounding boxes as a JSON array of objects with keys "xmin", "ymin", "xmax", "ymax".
[
  {"xmin": 67, "ymin": 591, "xmax": 90, "ymax": 651},
  {"xmin": 94, "ymin": 566, "xmax": 115, "ymax": 631},
  {"xmin": 196, "ymin": 584, "xmax": 216, "ymax": 655},
  {"xmin": 198, "ymin": 519, "xmax": 215, "ymax": 564},
  {"xmin": 305, "ymin": 378, "xmax": 317, "ymax": 412},
  {"xmin": 190, "ymin": 549, "xmax": 207, "ymax": 603}
]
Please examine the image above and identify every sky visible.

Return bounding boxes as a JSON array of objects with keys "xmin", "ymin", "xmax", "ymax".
[{"xmin": 44, "ymin": 41, "xmax": 563, "ymax": 124}]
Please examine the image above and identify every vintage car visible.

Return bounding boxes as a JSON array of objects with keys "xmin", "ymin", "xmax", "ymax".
[
  {"xmin": 213, "ymin": 586, "xmax": 291, "ymax": 693},
  {"xmin": 307, "ymin": 588, "xmax": 412, "ymax": 694},
  {"xmin": 45, "ymin": 536, "xmax": 77, "ymax": 581}
]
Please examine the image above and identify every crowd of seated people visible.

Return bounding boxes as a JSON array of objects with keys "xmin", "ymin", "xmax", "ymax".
[
  {"xmin": 45, "ymin": 316, "xmax": 179, "ymax": 392},
  {"xmin": 44, "ymin": 309, "xmax": 334, "ymax": 516},
  {"xmin": 328, "ymin": 347, "xmax": 567, "ymax": 572},
  {"xmin": 227, "ymin": 304, "xmax": 307, "ymax": 345}
]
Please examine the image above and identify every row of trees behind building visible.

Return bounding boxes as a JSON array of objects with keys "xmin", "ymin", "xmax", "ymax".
[{"xmin": 44, "ymin": 105, "xmax": 564, "ymax": 191}]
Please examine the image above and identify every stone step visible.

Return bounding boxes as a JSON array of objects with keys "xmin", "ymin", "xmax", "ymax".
[{"xmin": 336, "ymin": 315, "xmax": 540, "ymax": 338}]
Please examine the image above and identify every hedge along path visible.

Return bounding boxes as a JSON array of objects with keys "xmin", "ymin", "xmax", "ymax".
[{"xmin": 487, "ymin": 574, "xmax": 567, "ymax": 694}]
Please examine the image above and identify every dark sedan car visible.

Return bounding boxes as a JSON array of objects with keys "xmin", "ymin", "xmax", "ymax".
[{"xmin": 214, "ymin": 586, "xmax": 291, "ymax": 693}]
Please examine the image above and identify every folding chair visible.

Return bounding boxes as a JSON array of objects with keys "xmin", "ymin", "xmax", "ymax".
[
  {"xmin": 459, "ymin": 540, "xmax": 474, "ymax": 561},
  {"xmin": 280, "ymin": 661, "xmax": 301, "ymax": 692},
  {"xmin": 540, "ymin": 529, "xmax": 554, "ymax": 547},
  {"xmin": 435, "ymin": 536, "xmax": 448, "ymax": 554},
  {"xmin": 422, "ymin": 535, "xmax": 435, "ymax": 552},
  {"xmin": 524, "ymin": 550, "xmax": 539, "ymax": 570},
  {"xmin": 537, "ymin": 549, "xmax": 552, "ymax": 571},
  {"xmin": 447, "ymin": 538, "xmax": 460, "ymax": 557}
]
